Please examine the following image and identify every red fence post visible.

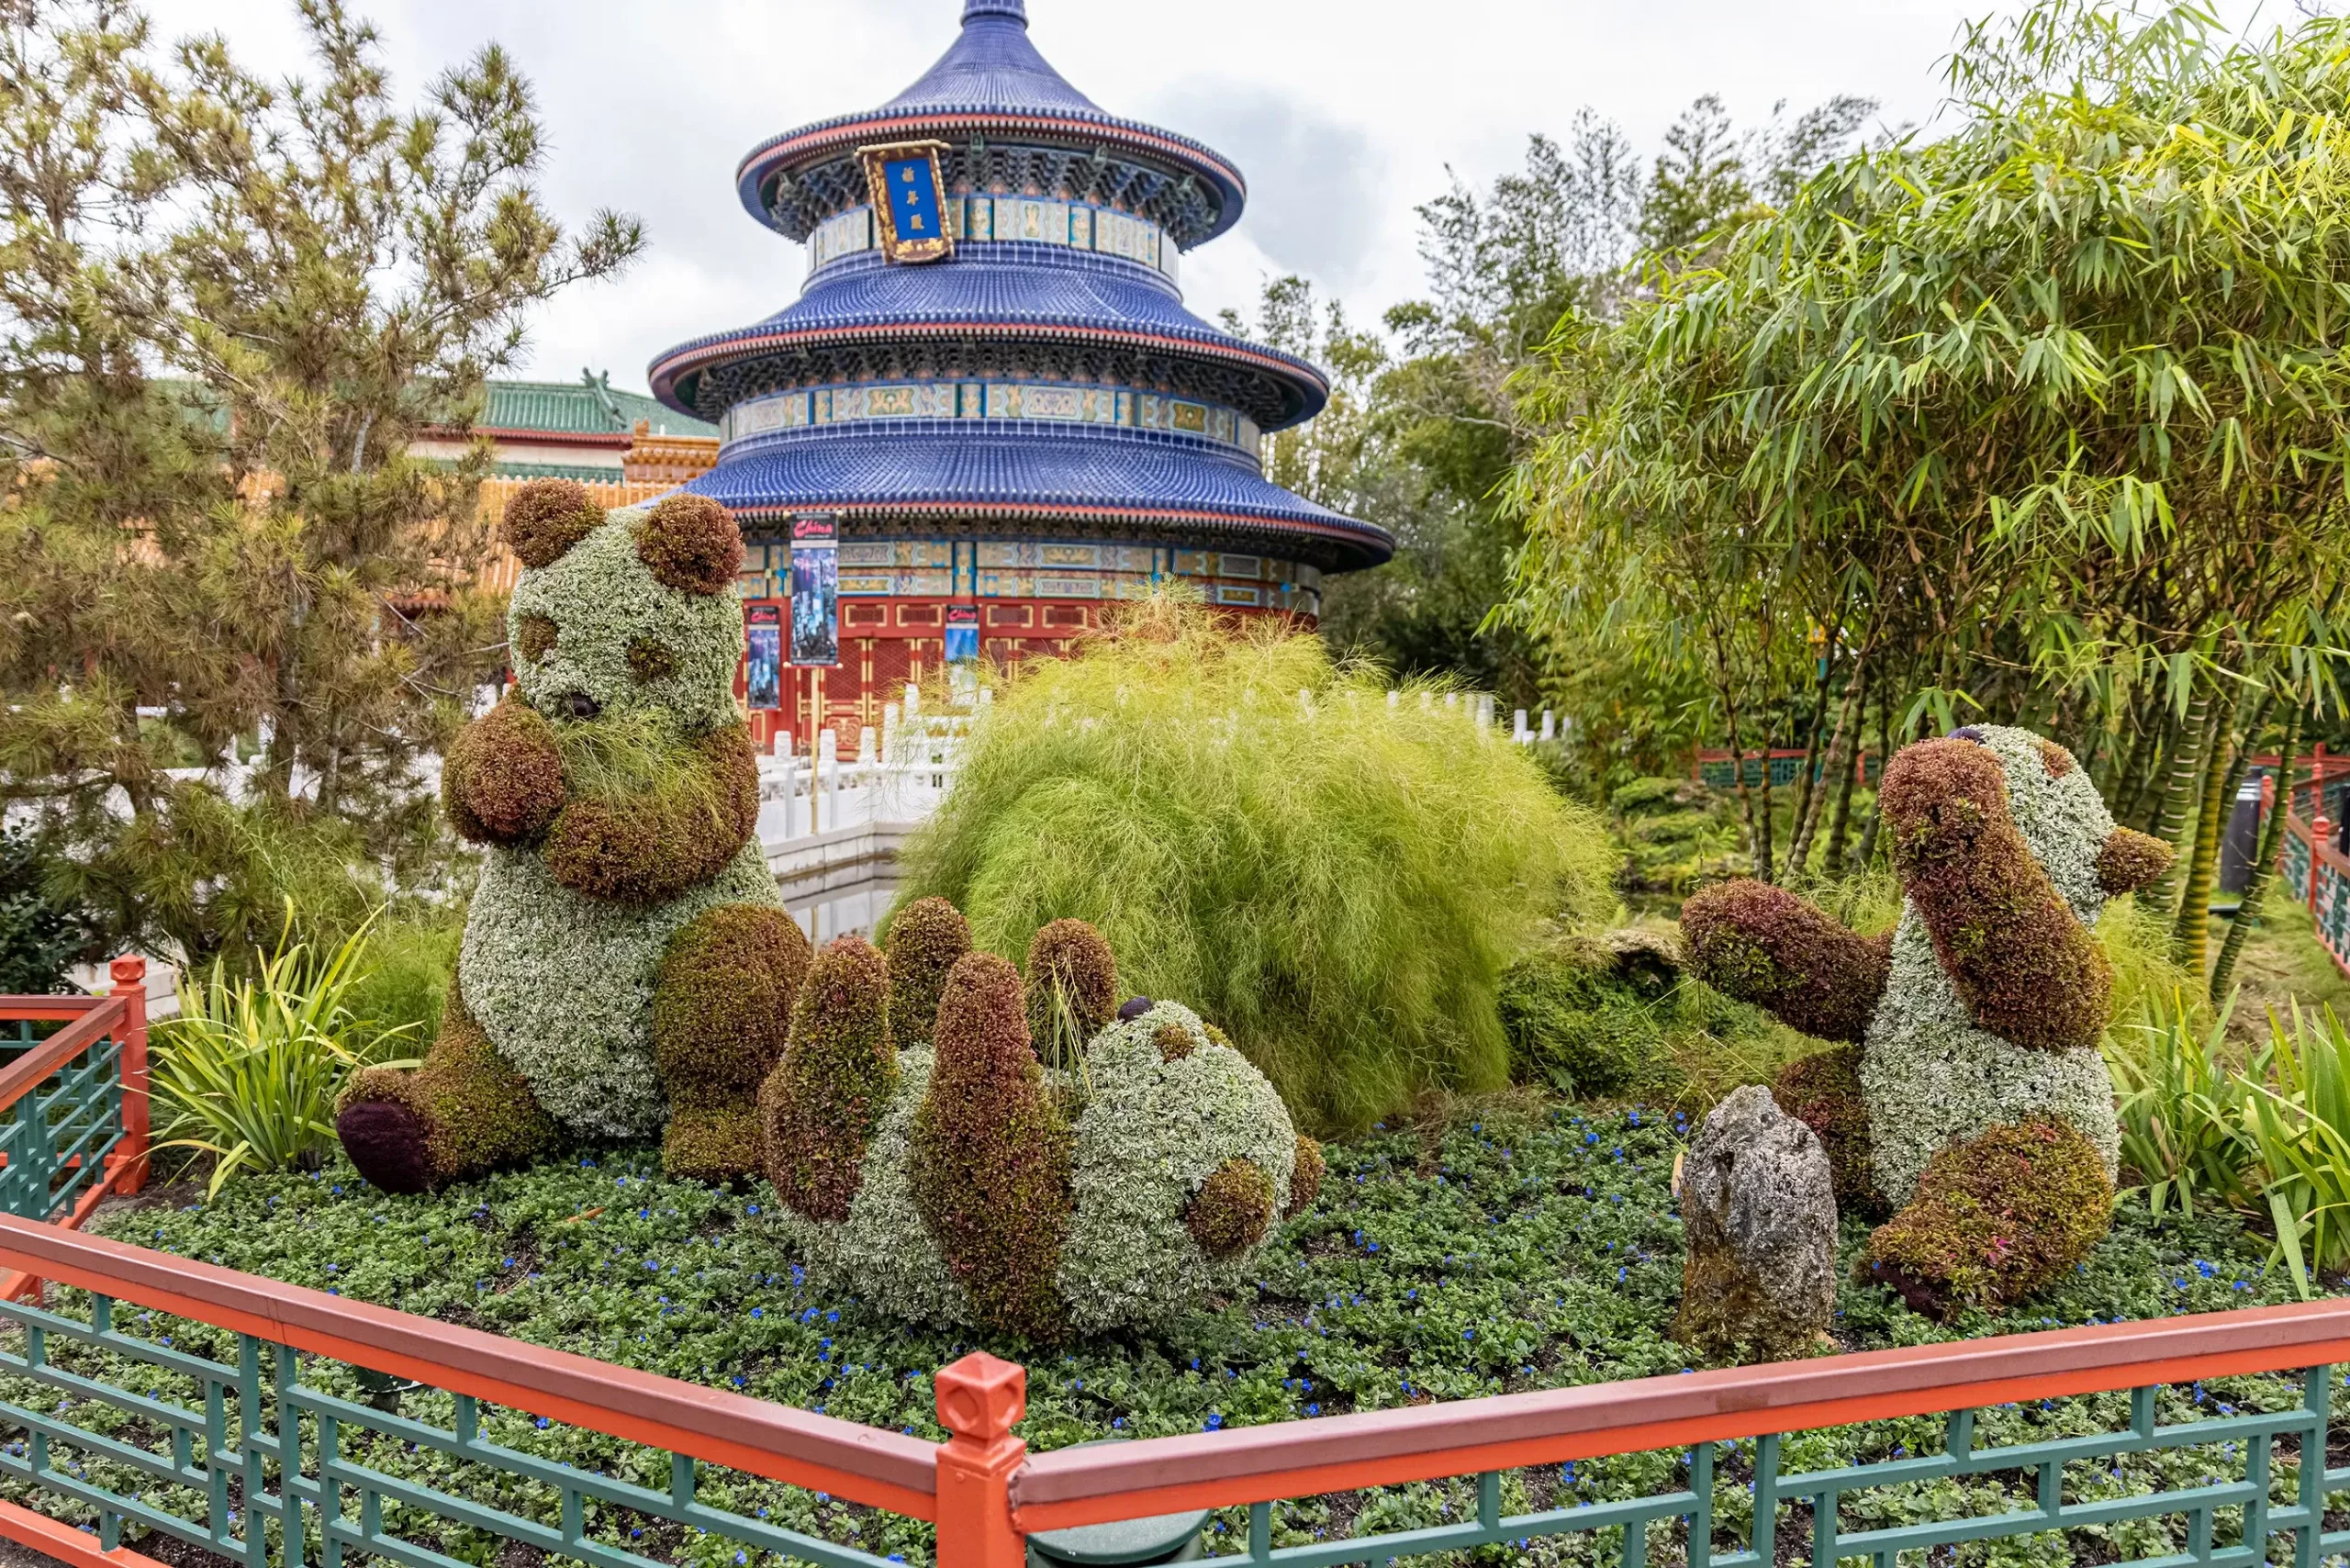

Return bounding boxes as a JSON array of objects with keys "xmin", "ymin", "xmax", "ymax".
[
  {"xmin": 106, "ymin": 958, "xmax": 148, "ymax": 1196},
  {"xmin": 934, "ymin": 1352, "xmax": 1027, "ymax": 1568}
]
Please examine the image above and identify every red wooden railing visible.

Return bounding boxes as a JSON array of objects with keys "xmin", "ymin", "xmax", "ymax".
[
  {"xmin": 0, "ymin": 1211, "xmax": 2347, "ymax": 1565},
  {"xmin": 0, "ymin": 958, "xmax": 149, "ymax": 1302}
]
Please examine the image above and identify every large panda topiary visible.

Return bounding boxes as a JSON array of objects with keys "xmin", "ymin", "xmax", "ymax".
[
  {"xmin": 1680, "ymin": 725, "xmax": 2173, "ymax": 1313},
  {"xmin": 337, "ymin": 479, "xmax": 808, "ymax": 1191}
]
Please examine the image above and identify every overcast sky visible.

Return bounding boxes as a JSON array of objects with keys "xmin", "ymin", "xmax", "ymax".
[{"xmin": 138, "ymin": 0, "xmax": 2279, "ymax": 398}]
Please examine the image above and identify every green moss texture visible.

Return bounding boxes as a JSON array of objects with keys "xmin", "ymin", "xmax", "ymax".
[
  {"xmin": 653, "ymin": 905, "xmax": 811, "ymax": 1182},
  {"xmin": 881, "ymin": 897, "xmax": 971, "ymax": 1050},
  {"xmin": 762, "ymin": 935, "xmax": 895, "ymax": 1222}
]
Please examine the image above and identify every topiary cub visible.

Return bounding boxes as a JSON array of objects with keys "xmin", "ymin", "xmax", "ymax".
[
  {"xmin": 1682, "ymin": 726, "xmax": 2173, "ymax": 1313},
  {"xmin": 759, "ymin": 904, "xmax": 1323, "ymax": 1340},
  {"xmin": 338, "ymin": 479, "xmax": 808, "ymax": 1192}
]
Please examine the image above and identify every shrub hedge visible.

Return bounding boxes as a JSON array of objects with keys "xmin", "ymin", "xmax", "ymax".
[{"xmin": 892, "ymin": 595, "xmax": 1617, "ymax": 1135}]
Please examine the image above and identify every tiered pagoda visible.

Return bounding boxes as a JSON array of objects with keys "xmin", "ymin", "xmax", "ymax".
[{"xmin": 648, "ymin": 0, "xmax": 1389, "ymax": 753}]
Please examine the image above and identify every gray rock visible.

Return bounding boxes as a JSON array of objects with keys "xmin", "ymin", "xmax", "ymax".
[{"xmin": 1673, "ymin": 1083, "xmax": 1838, "ymax": 1362}]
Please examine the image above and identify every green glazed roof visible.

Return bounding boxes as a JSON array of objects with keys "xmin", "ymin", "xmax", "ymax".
[{"xmin": 485, "ymin": 375, "xmax": 718, "ymax": 440}]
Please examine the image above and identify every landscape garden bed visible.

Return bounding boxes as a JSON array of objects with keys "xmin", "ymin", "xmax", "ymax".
[{"xmin": 0, "ymin": 1092, "xmax": 2316, "ymax": 1567}]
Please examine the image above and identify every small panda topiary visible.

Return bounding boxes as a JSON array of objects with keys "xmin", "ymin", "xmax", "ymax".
[
  {"xmin": 758, "ymin": 908, "xmax": 1320, "ymax": 1339},
  {"xmin": 1682, "ymin": 725, "xmax": 2173, "ymax": 1313},
  {"xmin": 338, "ymin": 479, "xmax": 806, "ymax": 1191}
]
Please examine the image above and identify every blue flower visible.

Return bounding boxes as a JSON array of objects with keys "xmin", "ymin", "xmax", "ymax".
[{"xmin": 1203, "ymin": 1414, "xmax": 1224, "ymax": 1431}]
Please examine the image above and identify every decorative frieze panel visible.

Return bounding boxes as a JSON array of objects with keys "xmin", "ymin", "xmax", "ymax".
[
  {"xmin": 807, "ymin": 196, "xmax": 1179, "ymax": 283},
  {"xmin": 722, "ymin": 378, "xmax": 1261, "ymax": 457}
]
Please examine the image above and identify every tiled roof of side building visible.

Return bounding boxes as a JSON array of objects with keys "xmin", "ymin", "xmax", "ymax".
[{"xmin": 482, "ymin": 377, "xmax": 718, "ymax": 440}]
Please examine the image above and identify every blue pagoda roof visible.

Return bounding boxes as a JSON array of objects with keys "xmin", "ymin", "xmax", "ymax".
[
  {"xmin": 681, "ymin": 425, "xmax": 1391, "ymax": 570},
  {"xmin": 650, "ymin": 250, "xmax": 1328, "ymax": 431},
  {"xmin": 734, "ymin": 0, "xmax": 1246, "ymax": 245}
]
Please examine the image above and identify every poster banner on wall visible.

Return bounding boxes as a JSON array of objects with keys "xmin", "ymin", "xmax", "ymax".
[
  {"xmin": 944, "ymin": 602, "xmax": 979, "ymax": 665},
  {"xmin": 789, "ymin": 514, "xmax": 839, "ymax": 666},
  {"xmin": 744, "ymin": 602, "xmax": 781, "ymax": 710}
]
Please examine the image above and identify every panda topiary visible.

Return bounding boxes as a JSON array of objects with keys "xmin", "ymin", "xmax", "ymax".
[
  {"xmin": 1681, "ymin": 725, "xmax": 2173, "ymax": 1313},
  {"xmin": 758, "ymin": 907, "xmax": 1323, "ymax": 1341},
  {"xmin": 338, "ymin": 478, "xmax": 806, "ymax": 1191}
]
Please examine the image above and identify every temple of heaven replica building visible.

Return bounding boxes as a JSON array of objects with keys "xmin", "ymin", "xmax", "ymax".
[{"xmin": 647, "ymin": 0, "xmax": 1390, "ymax": 754}]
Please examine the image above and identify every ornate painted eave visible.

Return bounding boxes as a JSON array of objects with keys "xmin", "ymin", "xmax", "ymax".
[
  {"xmin": 687, "ymin": 428, "xmax": 1388, "ymax": 571},
  {"xmin": 649, "ymin": 252, "xmax": 1331, "ymax": 431}
]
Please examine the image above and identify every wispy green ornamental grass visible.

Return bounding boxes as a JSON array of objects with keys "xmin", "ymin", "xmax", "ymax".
[{"xmin": 891, "ymin": 596, "xmax": 1619, "ymax": 1135}]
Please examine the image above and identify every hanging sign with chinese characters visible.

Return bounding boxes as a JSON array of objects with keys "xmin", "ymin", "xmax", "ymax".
[{"xmin": 860, "ymin": 141, "xmax": 955, "ymax": 264}]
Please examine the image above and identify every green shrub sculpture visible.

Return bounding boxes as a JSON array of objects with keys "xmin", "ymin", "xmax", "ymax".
[
  {"xmin": 882, "ymin": 897, "xmax": 971, "ymax": 1049},
  {"xmin": 891, "ymin": 593, "xmax": 1617, "ymax": 1135},
  {"xmin": 1683, "ymin": 726, "xmax": 2165, "ymax": 1311},
  {"xmin": 762, "ymin": 907, "xmax": 1313, "ymax": 1338},
  {"xmin": 339, "ymin": 480, "xmax": 802, "ymax": 1191}
]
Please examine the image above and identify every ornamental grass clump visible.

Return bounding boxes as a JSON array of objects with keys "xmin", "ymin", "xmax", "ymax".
[
  {"xmin": 894, "ymin": 593, "xmax": 1616, "ymax": 1134},
  {"xmin": 157, "ymin": 909, "xmax": 420, "ymax": 1197}
]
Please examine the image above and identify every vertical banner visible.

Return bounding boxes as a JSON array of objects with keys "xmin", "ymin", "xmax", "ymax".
[
  {"xmin": 944, "ymin": 602, "xmax": 979, "ymax": 665},
  {"xmin": 744, "ymin": 602, "xmax": 781, "ymax": 710},
  {"xmin": 789, "ymin": 514, "xmax": 839, "ymax": 667}
]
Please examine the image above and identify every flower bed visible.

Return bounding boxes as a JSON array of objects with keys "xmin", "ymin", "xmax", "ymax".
[{"xmin": 0, "ymin": 1092, "xmax": 2316, "ymax": 1566}]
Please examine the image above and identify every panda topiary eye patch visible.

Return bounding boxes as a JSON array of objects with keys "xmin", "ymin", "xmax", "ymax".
[
  {"xmin": 627, "ymin": 636, "xmax": 677, "ymax": 683},
  {"xmin": 515, "ymin": 613, "xmax": 557, "ymax": 663}
]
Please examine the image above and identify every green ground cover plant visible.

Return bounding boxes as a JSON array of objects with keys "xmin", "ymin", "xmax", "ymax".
[
  {"xmin": 0, "ymin": 1093, "xmax": 2305, "ymax": 1567},
  {"xmin": 892, "ymin": 594, "xmax": 1617, "ymax": 1135}
]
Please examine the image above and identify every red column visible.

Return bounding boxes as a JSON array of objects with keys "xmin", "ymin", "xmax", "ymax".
[
  {"xmin": 934, "ymin": 1352, "xmax": 1027, "ymax": 1568},
  {"xmin": 106, "ymin": 956, "xmax": 149, "ymax": 1195}
]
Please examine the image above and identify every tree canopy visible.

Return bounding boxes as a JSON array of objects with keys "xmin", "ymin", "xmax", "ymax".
[{"xmin": 0, "ymin": 0, "xmax": 642, "ymax": 966}]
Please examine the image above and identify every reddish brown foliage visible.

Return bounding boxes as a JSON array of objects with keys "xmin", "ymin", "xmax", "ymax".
[
  {"xmin": 1285, "ymin": 1135, "xmax": 1326, "ymax": 1218},
  {"xmin": 338, "ymin": 989, "xmax": 559, "ymax": 1193},
  {"xmin": 883, "ymin": 897, "xmax": 971, "ymax": 1049},
  {"xmin": 760, "ymin": 935, "xmax": 894, "ymax": 1220},
  {"xmin": 1863, "ymin": 1117, "xmax": 2113, "ymax": 1314},
  {"xmin": 1681, "ymin": 880, "xmax": 1891, "ymax": 1044},
  {"xmin": 1880, "ymin": 738, "xmax": 2109, "ymax": 1052},
  {"xmin": 910, "ymin": 952, "xmax": 1074, "ymax": 1340},
  {"xmin": 634, "ymin": 495, "xmax": 743, "ymax": 596},
  {"xmin": 1024, "ymin": 919, "xmax": 1120, "ymax": 1047},
  {"xmin": 2097, "ymin": 827, "xmax": 2176, "ymax": 897},
  {"xmin": 1773, "ymin": 1046, "xmax": 1887, "ymax": 1219},
  {"xmin": 443, "ymin": 699, "xmax": 567, "ymax": 844},
  {"xmin": 543, "ymin": 723, "xmax": 761, "ymax": 904},
  {"xmin": 1185, "ymin": 1158, "xmax": 1275, "ymax": 1258},
  {"xmin": 655, "ymin": 904, "xmax": 811, "ymax": 1182},
  {"xmin": 501, "ymin": 478, "xmax": 603, "ymax": 567}
]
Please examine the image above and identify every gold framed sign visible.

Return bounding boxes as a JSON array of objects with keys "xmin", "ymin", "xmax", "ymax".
[{"xmin": 859, "ymin": 140, "xmax": 955, "ymax": 264}]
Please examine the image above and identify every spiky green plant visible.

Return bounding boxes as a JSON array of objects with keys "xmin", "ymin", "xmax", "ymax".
[
  {"xmin": 2103, "ymin": 989, "xmax": 2253, "ymax": 1221},
  {"xmin": 2239, "ymin": 1003, "xmax": 2350, "ymax": 1298},
  {"xmin": 891, "ymin": 593, "xmax": 1618, "ymax": 1134},
  {"xmin": 152, "ymin": 905, "xmax": 420, "ymax": 1196}
]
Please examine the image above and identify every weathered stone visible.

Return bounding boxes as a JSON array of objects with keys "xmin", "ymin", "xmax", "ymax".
[{"xmin": 1673, "ymin": 1083, "xmax": 1838, "ymax": 1362}]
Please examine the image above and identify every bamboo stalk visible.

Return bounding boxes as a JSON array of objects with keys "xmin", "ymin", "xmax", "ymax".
[{"xmin": 2210, "ymin": 705, "xmax": 2302, "ymax": 1002}]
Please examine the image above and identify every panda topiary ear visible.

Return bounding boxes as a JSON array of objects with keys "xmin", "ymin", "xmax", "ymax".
[
  {"xmin": 502, "ymin": 478, "xmax": 606, "ymax": 567},
  {"xmin": 635, "ymin": 494, "xmax": 744, "ymax": 595}
]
